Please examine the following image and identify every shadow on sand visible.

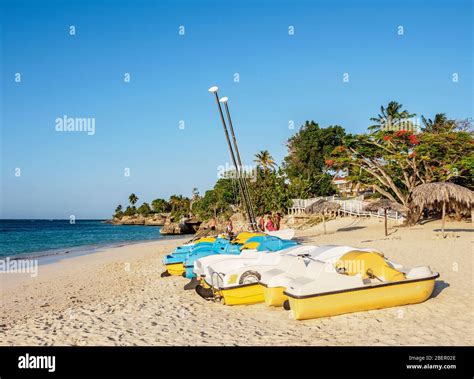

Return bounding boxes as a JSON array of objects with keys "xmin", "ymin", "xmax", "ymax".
[
  {"xmin": 294, "ymin": 236, "xmax": 313, "ymax": 243},
  {"xmin": 336, "ymin": 226, "xmax": 366, "ymax": 232},
  {"xmin": 431, "ymin": 280, "xmax": 450, "ymax": 298},
  {"xmin": 433, "ymin": 228, "xmax": 473, "ymax": 233}
]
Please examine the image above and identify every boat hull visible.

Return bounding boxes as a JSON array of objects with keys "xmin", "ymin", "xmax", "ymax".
[
  {"xmin": 263, "ymin": 285, "xmax": 287, "ymax": 307},
  {"xmin": 165, "ymin": 263, "xmax": 186, "ymax": 276},
  {"xmin": 220, "ymin": 283, "xmax": 265, "ymax": 306},
  {"xmin": 185, "ymin": 266, "xmax": 195, "ymax": 279},
  {"xmin": 286, "ymin": 275, "xmax": 438, "ymax": 320},
  {"xmin": 198, "ymin": 277, "xmax": 211, "ymax": 288}
]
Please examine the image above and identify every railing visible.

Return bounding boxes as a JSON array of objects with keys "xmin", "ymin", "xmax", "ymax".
[
  {"xmin": 290, "ymin": 198, "xmax": 321, "ymax": 209},
  {"xmin": 288, "ymin": 196, "xmax": 335, "ymax": 214},
  {"xmin": 333, "ymin": 199, "xmax": 404, "ymax": 221},
  {"xmin": 288, "ymin": 196, "xmax": 405, "ymax": 221}
]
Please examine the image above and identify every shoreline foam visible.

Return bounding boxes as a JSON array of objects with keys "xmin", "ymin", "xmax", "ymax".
[{"xmin": 4, "ymin": 235, "xmax": 189, "ymax": 265}]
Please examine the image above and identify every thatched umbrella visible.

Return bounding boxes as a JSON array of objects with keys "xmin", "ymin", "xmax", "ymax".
[
  {"xmin": 411, "ymin": 182, "xmax": 474, "ymax": 237},
  {"xmin": 364, "ymin": 199, "xmax": 404, "ymax": 236},
  {"xmin": 306, "ymin": 200, "xmax": 341, "ymax": 234}
]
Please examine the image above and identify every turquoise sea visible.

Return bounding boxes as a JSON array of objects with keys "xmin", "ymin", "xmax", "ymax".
[{"xmin": 0, "ymin": 219, "xmax": 173, "ymax": 259}]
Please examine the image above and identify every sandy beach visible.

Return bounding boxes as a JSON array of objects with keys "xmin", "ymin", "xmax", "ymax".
[{"xmin": 1, "ymin": 217, "xmax": 472, "ymax": 346}]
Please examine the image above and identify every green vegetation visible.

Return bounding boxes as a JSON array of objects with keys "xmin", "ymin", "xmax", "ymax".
[
  {"xmin": 113, "ymin": 101, "xmax": 473, "ymax": 224},
  {"xmin": 192, "ymin": 178, "xmax": 238, "ymax": 220},
  {"xmin": 369, "ymin": 101, "xmax": 416, "ymax": 132},
  {"xmin": 283, "ymin": 121, "xmax": 346, "ymax": 198},
  {"xmin": 151, "ymin": 198, "xmax": 170, "ymax": 213},
  {"xmin": 248, "ymin": 167, "xmax": 291, "ymax": 215},
  {"xmin": 169, "ymin": 195, "xmax": 191, "ymax": 220},
  {"xmin": 128, "ymin": 193, "xmax": 138, "ymax": 206},
  {"xmin": 114, "ymin": 194, "xmax": 190, "ymax": 220},
  {"xmin": 137, "ymin": 202, "xmax": 152, "ymax": 216},
  {"xmin": 254, "ymin": 150, "xmax": 276, "ymax": 171}
]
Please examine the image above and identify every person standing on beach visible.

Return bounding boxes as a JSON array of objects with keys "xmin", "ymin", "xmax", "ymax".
[
  {"xmin": 209, "ymin": 217, "xmax": 216, "ymax": 232},
  {"xmin": 274, "ymin": 212, "xmax": 281, "ymax": 230},
  {"xmin": 258, "ymin": 216, "xmax": 265, "ymax": 232},
  {"xmin": 226, "ymin": 219, "xmax": 233, "ymax": 238},
  {"xmin": 265, "ymin": 214, "xmax": 276, "ymax": 232}
]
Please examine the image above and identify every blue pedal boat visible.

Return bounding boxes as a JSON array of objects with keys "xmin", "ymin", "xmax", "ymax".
[{"xmin": 183, "ymin": 235, "xmax": 299, "ymax": 279}]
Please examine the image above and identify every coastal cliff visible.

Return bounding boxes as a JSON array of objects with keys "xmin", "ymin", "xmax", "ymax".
[
  {"xmin": 108, "ymin": 213, "xmax": 202, "ymax": 235},
  {"xmin": 159, "ymin": 216, "xmax": 201, "ymax": 235},
  {"xmin": 109, "ymin": 213, "xmax": 168, "ymax": 226}
]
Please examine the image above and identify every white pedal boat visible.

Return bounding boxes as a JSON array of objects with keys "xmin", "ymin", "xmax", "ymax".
[
  {"xmin": 282, "ymin": 250, "xmax": 439, "ymax": 320},
  {"xmin": 260, "ymin": 245, "xmax": 381, "ymax": 307},
  {"xmin": 195, "ymin": 244, "xmax": 318, "ymax": 305},
  {"xmin": 193, "ymin": 248, "xmax": 259, "ymax": 282},
  {"xmin": 196, "ymin": 244, "xmax": 366, "ymax": 306},
  {"xmin": 266, "ymin": 228, "xmax": 295, "ymax": 240},
  {"xmin": 192, "ymin": 229, "xmax": 294, "ymax": 280}
]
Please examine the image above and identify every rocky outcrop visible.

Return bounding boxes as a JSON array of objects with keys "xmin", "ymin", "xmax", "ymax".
[
  {"xmin": 229, "ymin": 212, "xmax": 247, "ymax": 232},
  {"xmin": 109, "ymin": 211, "xmax": 295, "ymax": 235},
  {"xmin": 195, "ymin": 213, "xmax": 250, "ymax": 234},
  {"xmin": 107, "ymin": 212, "xmax": 202, "ymax": 235},
  {"xmin": 113, "ymin": 215, "xmax": 146, "ymax": 225},
  {"xmin": 109, "ymin": 213, "xmax": 169, "ymax": 226},
  {"xmin": 159, "ymin": 216, "xmax": 202, "ymax": 235},
  {"xmin": 144, "ymin": 213, "xmax": 168, "ymax": 226}
]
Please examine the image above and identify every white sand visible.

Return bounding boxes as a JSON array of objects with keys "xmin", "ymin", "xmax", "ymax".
[{"xmin": 0, "ymin": 218, "xmax": 472, "ymax": 346}]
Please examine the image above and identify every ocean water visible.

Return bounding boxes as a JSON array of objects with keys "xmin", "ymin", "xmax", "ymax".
[{"xmin": 0, "ymin": 219, "xmax": 171, "ymax": 259}]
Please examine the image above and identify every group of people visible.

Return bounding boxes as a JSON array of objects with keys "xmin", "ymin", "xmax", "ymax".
[
  {"xmin": 257, "ymin": 212, "xmax": 282, "ymax": 232},
  {"xmin": 208, "ymin": 217, "xmax": 235, "ymax": 237},
  {"xmin": 207, "ymin": 211, "xmax": 282, "ymax": 239}
]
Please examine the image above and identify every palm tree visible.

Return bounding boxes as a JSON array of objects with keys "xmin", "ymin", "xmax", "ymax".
[
  {"xmin": 169, "ymin": 195, "xmax": 190, "ymax": 213},
  {"xmin": 151, "ymin": 198, "xmax": 169, "ymax": 213},
  {"xmin": 128, "ymin": 193, "xmax": 138, "ymax": 206},
  {"xmin": 115, "ymin": 204, "xmax": 122, "ymax": 213},
  {"xmin": 190, "ymin": 188, "xmax": 200, "ymax": 211},
  {"xmin": 254, "ymin": 150, "xmax": 276, "ymax": 171},
  {"xmin": 369, "ymin": 101, "xmax": 416, "ymax": 132},
  {"xmin": 421, "ymin": 113, "xmax": 456, "ymax": 134},
  {"xmin": 137, "ymin": 202, "xmax": 152, "ymax": 216}
]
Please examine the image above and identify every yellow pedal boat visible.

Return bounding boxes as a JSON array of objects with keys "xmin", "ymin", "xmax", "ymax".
[
  {"xmin": 200, "ymin": 245, "xmax": 327, "ymax": 305},
  {"xmin": 165, "ymin": 262, "xmax": 187, "ymax": 276},
  {"xmin": 283, "ymin": 251, "xmax": 439, "ymax": 320},
  {"xmin": 260, "ymin": 245, "xmax": 383, "ymax": 307}
]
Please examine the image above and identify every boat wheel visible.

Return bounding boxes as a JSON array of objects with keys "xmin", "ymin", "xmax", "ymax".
[{"xmin": 239, "ymin": 270, "xmax": 261, "ymax": 285}]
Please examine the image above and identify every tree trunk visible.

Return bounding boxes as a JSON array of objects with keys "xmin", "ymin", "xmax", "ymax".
[
  {"xmin": 441, "ymin": 201, "xmax": 446, "ymax": 238},
  {"xmin": 322, "ymin": 213, "xmax": 327, "ymax": 235},
  {"xmin": 405, "ymin": 207, "xmax": 422, "ymax": 226},
  {"xmin": 384, "ymin": 208, "xmax": 388, "ymax": 237}
]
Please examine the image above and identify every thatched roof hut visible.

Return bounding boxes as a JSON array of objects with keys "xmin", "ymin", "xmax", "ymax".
[
  {"xmin": 411, "ymin": 182, "xmax": 474, "ymax": 236},
  {"xmin": 305, "ymin": 199, "xmax": 341, "ymax": 214},
  {"xmin": 364, "ymin": 199, "xmax": 405, "ymax": 213},
  {"xmin": 305, "ymin": 199, "xmax": 341, "ymax": 234},
  {"xmin": 411, "ymin": 182, "xmax": 474, "ymax": 211}
]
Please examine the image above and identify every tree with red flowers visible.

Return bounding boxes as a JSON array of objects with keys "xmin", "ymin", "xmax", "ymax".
[{"xmin": 328, "ymin": 126, "xmax": 473, "ymax": 223}]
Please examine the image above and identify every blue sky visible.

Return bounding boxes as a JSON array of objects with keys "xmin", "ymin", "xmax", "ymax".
[{"xmin": 1, "ymin": 0, "xmax": 472, "ymax": 219}]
